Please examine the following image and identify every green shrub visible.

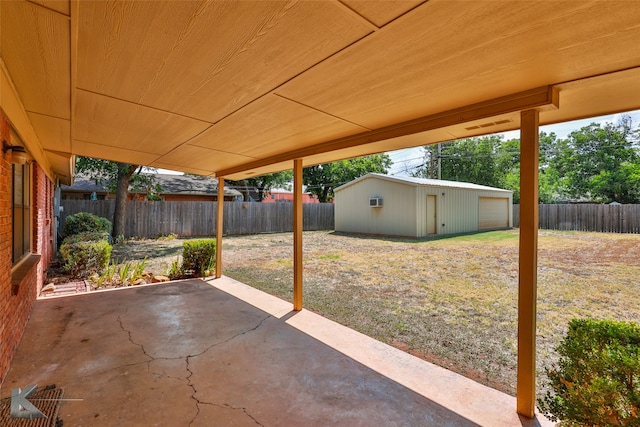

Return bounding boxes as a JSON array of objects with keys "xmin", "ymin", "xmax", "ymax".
[
  {"xmin": 538, "ymin": 318, "xmax": 640, "ymax": 426},
  {"xmin": 60, "ymin": 240, "xmax": 112, "ymax": 278},
  {"xmin": 62, "ymin": 231, "xmax": 110, "ymax": 245},
  {"xmin": 182, "ymin": 239, "xmax": 216, "ymax": 277},
  {"xmin": 63, "ymin": 212, "xmax": 111, "ymax": 237}
]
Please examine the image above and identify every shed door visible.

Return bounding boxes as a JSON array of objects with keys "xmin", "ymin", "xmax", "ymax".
[
  {"xmin": 478, "ymin": 197, "xmax": 508, "ymax": 230},
  {"xmin": 426, "ymin": 195, "xmax": 437, "ymax": 234}
]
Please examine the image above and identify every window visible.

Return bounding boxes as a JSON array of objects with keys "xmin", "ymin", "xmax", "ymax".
[{"xmin": 11, "ymin": 134, "xmax": 31, "ymax": 264}]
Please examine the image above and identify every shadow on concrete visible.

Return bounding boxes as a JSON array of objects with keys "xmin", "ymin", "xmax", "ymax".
[{"xmin": 2, "ymin": 279, "xmax": 487, "ymax": 426}]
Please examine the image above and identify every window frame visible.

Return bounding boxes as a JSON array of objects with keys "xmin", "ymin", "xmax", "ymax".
[{"xmin": 10, "ymin": 130, "xmax": 32, "ymax": 265}]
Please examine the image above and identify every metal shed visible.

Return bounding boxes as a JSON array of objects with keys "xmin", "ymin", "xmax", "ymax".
[{"xmin": 335, "ymin": 174, "xmax": 513, "ymax": 238}]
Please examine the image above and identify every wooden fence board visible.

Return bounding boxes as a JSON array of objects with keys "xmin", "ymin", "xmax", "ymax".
[
  {"xmin": 513, "ymin": 204, "xmax": 640, "ymax": 234},
  {"xmin": 59, "ymin": 200, "xmax": 334, "ymax": 238}
]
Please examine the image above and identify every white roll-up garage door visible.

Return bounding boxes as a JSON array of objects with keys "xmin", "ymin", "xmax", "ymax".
[{"xmin": 479, "ymin": 197, "xmax": 509, "ymax": 230}]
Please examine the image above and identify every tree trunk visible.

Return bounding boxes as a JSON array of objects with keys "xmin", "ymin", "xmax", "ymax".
[
  {"xmin": 236, "ymin": 180, "xmax": 250, "ymax": 202},
  {"xmin": 112, "ymin": 163, "xmax": 138, "ymax": 239},
  {"xmin": 320, "ymin": 187, "xmax": 330, "ymax": 203}
]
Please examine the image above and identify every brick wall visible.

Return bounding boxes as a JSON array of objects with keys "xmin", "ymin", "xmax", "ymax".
[
  {"xmin": 33, "ymin": 162, "xmax": 54, "ymax": 293},
  {"xmin": 0, "ymin": 109, "xmax": 53, "ymax": 385}
]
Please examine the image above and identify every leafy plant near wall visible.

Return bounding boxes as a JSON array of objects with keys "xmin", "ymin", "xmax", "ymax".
[
  {"xmin": 90, "ymin": 257, "xmax": 148, "ymax": 288},
  {"xmin": 61, "ymin": 231, "xmax": 110, "ymax": 244},
  {"xmin": 166, "ymin": 256, "xmax": 183, "ymax": 280},
  {"xmin": 538, "ymin": 318, "xmax": 640, "ymax": 426},
  {"xmin": 59, "ymin": 213, "xmax": 113, "ymax": 278},
  {"xmin": 118, "ymin": 262, "xmax": 132, "ymax": 284},
  {"xmin": 62, "ymin": 212, "xmax": 112, "ymax": 237},
  {"xmin": 59, "ymin": 239, "xmax": 112, "ymax": 278}
]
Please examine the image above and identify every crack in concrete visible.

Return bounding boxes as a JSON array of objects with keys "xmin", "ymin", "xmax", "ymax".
[
  {"xmin": 117, "ymin": 316, "xmax": 154, "ymax": 361},
  {"xmin": 202, "ymin": 401, "xmax": 265, "ymax": 426},
  {"xmin": 117, "ymin": 316, "xmax": 190, "ymax": 386},
  {"xmin": 117, "ymin": 314, "xmax": 269, "ymax": 426},
  {"xmin": 185, "ymin": 316, "xmax": 269, "ymax": 426},
  {"xmin": 186, "ymin": 355, "xmax": 201, "ymax": 427},
  {"xmin": 189, "ymin": 316, "xmax": 270, "ymax": 359}
]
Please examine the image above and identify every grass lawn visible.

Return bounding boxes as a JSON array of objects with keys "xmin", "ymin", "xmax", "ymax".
[
  {"xmin": 109, "ymin": 229, "xmax": 640, "ymax": 397},
  {"xmin": 219, "ymin": 229, "xmax": 640, "ymax": 396}
]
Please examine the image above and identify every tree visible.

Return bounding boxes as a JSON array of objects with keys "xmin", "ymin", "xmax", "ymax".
[
  {"xmin": 499, "ymin": 132, "xmax": 564, "ymax": 204},
  {"xmin": 303, "ymin": 154, "xmax": 392, "ymax": 203},
  {"xmin": 550, "ymin": 117, "xmax": 640, "ymax": 203},
  {"xmin": 75, "ymin": 157, "xmax": 160, "ymax": 239},
  {"xmin": 411, "ymin": 116, "xmax": 640, "ymax": 204},
  {"xmin": 228, "ymin": 171, "xmax": 293, "ymax": 202},
  {"xmin": 415, "ymin": 136, "xmax": 505, "ymax": 187}
]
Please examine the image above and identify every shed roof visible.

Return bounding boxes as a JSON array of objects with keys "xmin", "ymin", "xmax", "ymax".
[{"xmin": 335, "ymin": 173, "xmax": 512, "ymax": 194}]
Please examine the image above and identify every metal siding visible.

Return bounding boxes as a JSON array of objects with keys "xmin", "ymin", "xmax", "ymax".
[
  {"xmin": 335, "ymin": 177, "xmax": 417, "ymax": 236},
  {"xmin": 416, "ymin": 186, "xmax": 425, "ymax": 236},
  {"xmin": 336, "ymin": 176, "xmax": 512, "ymax": 237}
]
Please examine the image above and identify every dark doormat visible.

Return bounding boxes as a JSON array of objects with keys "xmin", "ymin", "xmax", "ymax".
[{"xmin": 0, "ymin": 385, "xmax": 63, "ymax": 426}]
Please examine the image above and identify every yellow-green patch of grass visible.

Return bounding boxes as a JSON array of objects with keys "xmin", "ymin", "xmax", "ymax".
[{"xmin": 271, "ymin": 258, "xmax": 293, "ymax": 268}]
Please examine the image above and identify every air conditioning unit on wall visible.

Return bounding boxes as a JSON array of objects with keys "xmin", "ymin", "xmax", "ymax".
[{"xmin": 369, "ymin": 197, "xmax": 383, "ymax": 207}]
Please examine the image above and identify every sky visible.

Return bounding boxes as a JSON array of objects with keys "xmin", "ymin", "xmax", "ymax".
[
  {"xmin": 387, "ymin": 109, "xmax": 640, "ymax": 177},
  {"xmin": 158, "ymin": 109, "xmax": 640, "ymax": 177}
]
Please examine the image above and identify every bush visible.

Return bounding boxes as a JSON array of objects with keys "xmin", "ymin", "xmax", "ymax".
[
  {"xmin": 62, "ymin": 231, "xmax": 111, "ymax": 245},
  {"xmin": 538, "ymin": 318, "xmax": 640, "ymax": 426},
  {"xmin": 182, "ymin": 239, "xmax": 216, "ymax": 277},
  {"xmin": 63, "ymin": 212, "xmax": 111, "ymax": 237},
  {"xmin": 60, "ymin": 239, "xmax": 112, "ymax": 278}
]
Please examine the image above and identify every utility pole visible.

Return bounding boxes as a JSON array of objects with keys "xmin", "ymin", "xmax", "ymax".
[
  {"xmin": 429, "ymin": 145, "xmax": 435, "ymax": 178},
  {"xmin": 437, "ymin": 143, "xmax": 442, "ymax": 180}
]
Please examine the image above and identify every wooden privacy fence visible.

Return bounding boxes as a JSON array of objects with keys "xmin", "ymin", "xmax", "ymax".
[
  {"xmin": 60, "ymin": 200, "xmax": 335, "ymax": 238},
  {"xmin": 513, "ymin": 204, "xmax": 640, "ymax": 234}
]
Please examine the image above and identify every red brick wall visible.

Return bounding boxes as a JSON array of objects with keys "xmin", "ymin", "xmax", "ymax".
[
  {"xmin": 33, "ymin": 163, "xmax": 54, "ymax": 293},
  {"xmin": 0, "ymin": 109, "xmax": 53, "ymax": 385}
]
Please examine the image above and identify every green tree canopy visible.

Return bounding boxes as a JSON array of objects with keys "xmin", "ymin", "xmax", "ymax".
[
  {"xmin": 412, "ymin": 116, "xmax": 640, "ymax": 204},
  {"xmin": 228, "ymin": 171, "xmax": 293, "ymax": 202},
  {"xmin": 76, "ymin": 157, "xmax": 161, "ymax": 238},
  {"xmin": 549, "ymin": 117, "xmax": 640, "ymax": 203},
  {"xmin": 303, "ymin": 154, "xmax": 392, "ymax": 203}
]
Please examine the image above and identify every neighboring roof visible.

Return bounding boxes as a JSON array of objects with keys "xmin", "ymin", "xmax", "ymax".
[
  {"xmin": 61, "ymin": 174, "xmax": 242, "ymax": 197},
  {"xmin": 60, "ymin": 175, "xmax": 105, "ymax": 193},
  {"xmin": 2, "ymin": 2, "xmax": 639, "ymax": 182},
  {"xmin": 155, "ymin": 174, "xmax": 242, "ymax": 197},
  {"xmin": 335, "ymin": 173, "xmax": 512, "ymax": 194}
]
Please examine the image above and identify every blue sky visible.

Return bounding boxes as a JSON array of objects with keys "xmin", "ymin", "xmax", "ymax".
[
  {"xmin": 158, "ymin": 109, "xmax": 640, "ymax": 176},
  {"xmin": 387, "ymin": 109, "xmax": 640, "ymax": 177}
]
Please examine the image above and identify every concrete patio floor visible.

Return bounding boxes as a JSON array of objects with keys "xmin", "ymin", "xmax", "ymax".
[{"xmin": 1, "ymin": 277, "xmax": 553, "ymax": 426}]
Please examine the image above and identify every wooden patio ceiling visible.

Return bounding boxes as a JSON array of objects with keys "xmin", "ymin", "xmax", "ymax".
[{"xmin": 1, "ymin": 0, "xmax": 640, "ymax": 183}]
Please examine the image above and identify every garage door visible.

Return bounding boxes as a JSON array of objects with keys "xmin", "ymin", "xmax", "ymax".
[{"xmin": 479, "ymin": 197, "xmax": 509, "ymax": 230}]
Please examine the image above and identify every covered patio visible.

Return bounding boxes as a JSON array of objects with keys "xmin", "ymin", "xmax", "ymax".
[
  {"xmin": 2, "ymin": 0, "xmax": 640, "ymax": 422},
  {"xmin": 2, "ymin": 277, "xmax": 551, "ymax": 426}
]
